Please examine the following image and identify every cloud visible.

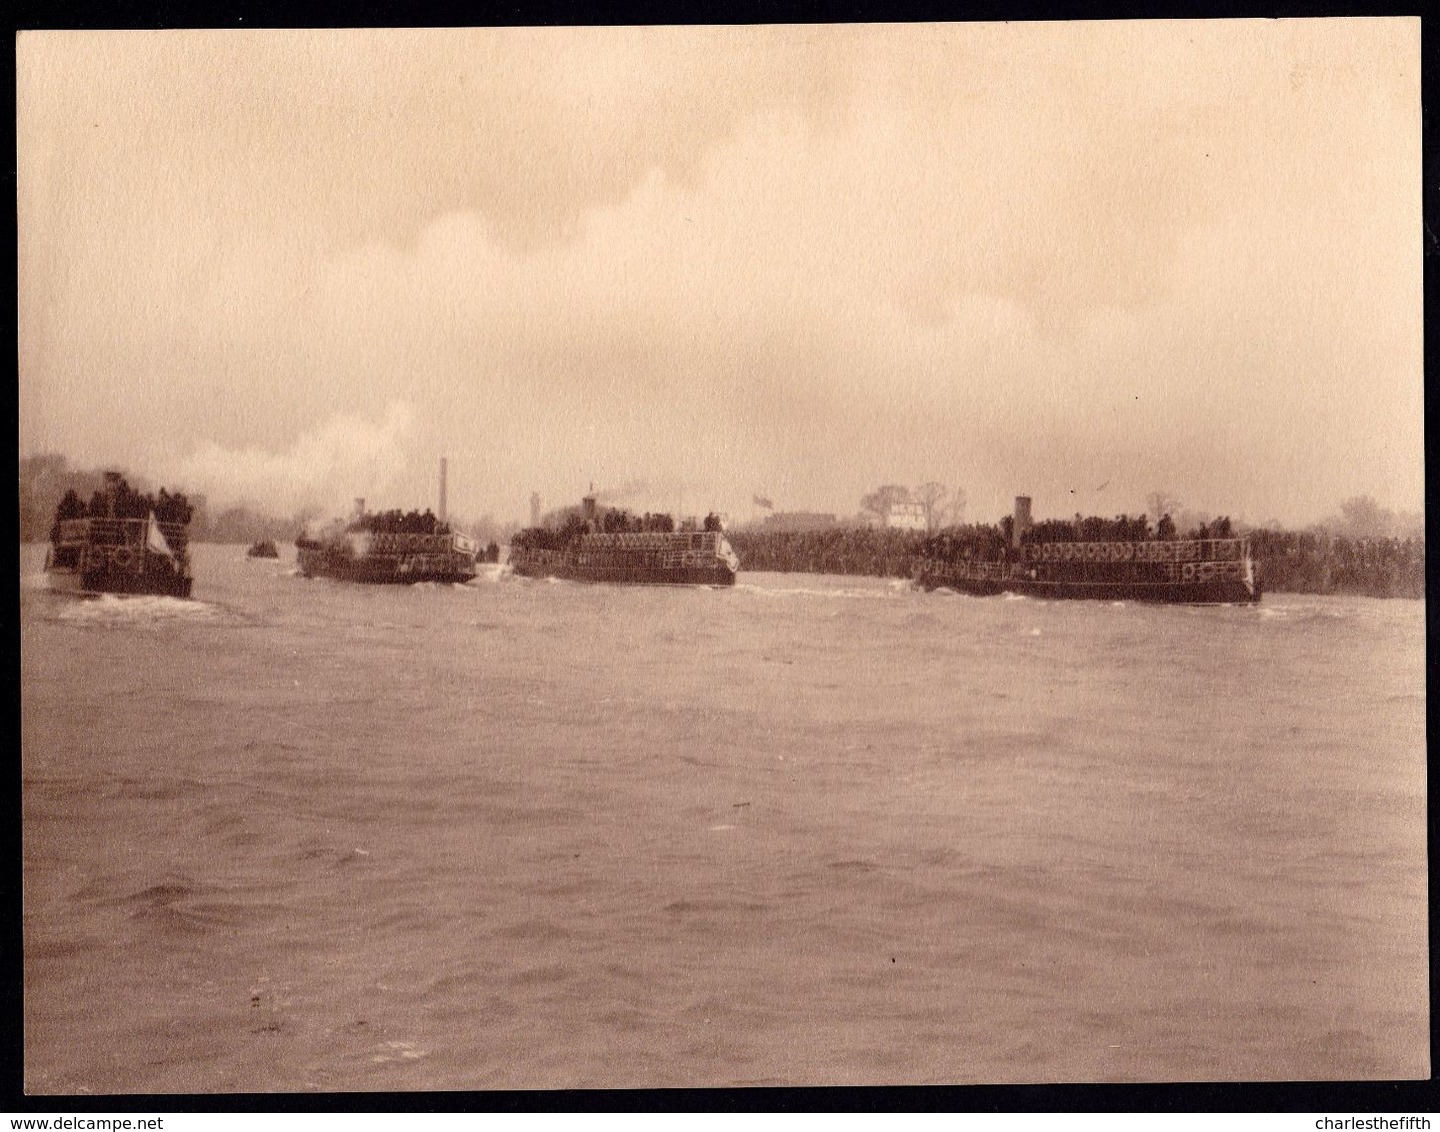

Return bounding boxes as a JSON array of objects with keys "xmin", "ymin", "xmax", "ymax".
[{"xmin": 17, "ymin": 23, "xmax": 1423, "ymax": 527}]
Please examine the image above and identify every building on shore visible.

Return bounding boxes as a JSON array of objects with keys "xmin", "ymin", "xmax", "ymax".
[{"xmin": 884, "ymin": 501, "xmax": 927, "ymax": 531}]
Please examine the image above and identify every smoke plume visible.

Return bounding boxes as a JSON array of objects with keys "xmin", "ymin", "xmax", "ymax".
[{"xmin": 173, "ymin": 401, "xmax": 415, "ymax": 518}]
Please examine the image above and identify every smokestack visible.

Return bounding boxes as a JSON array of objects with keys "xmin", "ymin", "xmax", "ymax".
[
  {"xmin": 103, "ymin": 471, "xmax": 122, "ymax": 517},
  {"xmin": 1013, "ymin": 496, "xmax": 1032, "ymax": 548},
  {"xmin": 530, "ymin": 492, "xmax": 541, "ymax": 527},
  {"xmin": 438, "ymin": 457, "xmax": 448, "ymax": 522}
]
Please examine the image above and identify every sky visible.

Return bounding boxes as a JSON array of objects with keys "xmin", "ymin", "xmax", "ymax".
[{"xmin": 17, "ymin": 21, "xmax": 1423, "ymax": 528}]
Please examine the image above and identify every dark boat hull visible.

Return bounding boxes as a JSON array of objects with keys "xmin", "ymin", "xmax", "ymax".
[
  {"xmin": 46, "ymin": 563, "xmax": 193, "ymax": 598},
  {"xmin": 915, "ymin": 572, "xmax": 1258, "ymax": 604},
  {"xmin": 296, "ymin": 547, "xmax": 477, "ymax": 585},
  {"xmin": 295, "ymin": 553, "xmax": 475, "ymax": 587}
]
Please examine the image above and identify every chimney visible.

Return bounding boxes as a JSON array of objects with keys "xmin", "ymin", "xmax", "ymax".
[
  {"xmin": 1012, "ymin": 496, "xmax": 1032, "ymax": 548},
  {"xmin": 438, "ymin": 457, "xmax": 448, "ymax": 523},
  {"xmin": 103, "ymin": 471, "xmax": 122, "ymax": 517}
]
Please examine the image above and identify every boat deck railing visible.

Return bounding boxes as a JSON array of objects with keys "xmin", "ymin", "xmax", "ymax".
[
  {"xmin": 581, "ymin": 531, "xmax": 723, "ymax": 551},
  {"xmin": 56, "ymin": 517, "xmax": 190, "ymax": 553},
  {"xmin": 1022, "ymin": 537, "xmax": 1249, "ymax": 564},
  {"xmin": 358, "ymin": 531, "xmax": 473, "ymax": 555},
  {"xmin": 930, "ymin": 557, "xmax": 1251, "ymax": 585}
]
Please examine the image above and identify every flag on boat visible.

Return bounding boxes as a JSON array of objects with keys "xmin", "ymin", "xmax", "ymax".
[{"xmin": 145, "ymin": 511, "xmax": 174, "ymax": 559}]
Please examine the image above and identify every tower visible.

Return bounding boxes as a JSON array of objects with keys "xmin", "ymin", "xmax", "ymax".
[{"xmin": 1012, "ymin": 496, "xmax": 1032, "ymax": 548}]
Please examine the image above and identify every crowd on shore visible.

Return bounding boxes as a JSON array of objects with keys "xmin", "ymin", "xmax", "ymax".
[
  {"xmin": 729, "ymin": 515, "xmax": 1422, "ymax": 598},
  {"xmin": 1246, "ymin": 528, "xmax": 1424, "ymax": 599}
]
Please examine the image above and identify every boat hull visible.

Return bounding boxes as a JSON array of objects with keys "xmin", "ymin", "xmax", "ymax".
[
  {"xmin": 295, "ymin": 546, "xmax": 477, "ymax": 585},
  {"xmin": 45, "ymin": 563, "xmax": 193, "ymax": 599},
  {"xmin": 915, "ymin": 572, "xmax": 1257, "ymax": 604}
]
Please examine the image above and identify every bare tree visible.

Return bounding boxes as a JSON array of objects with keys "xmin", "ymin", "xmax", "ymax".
[
  {"xmin": 1335, "ymin": 495, "xmax": 1395, "ymax": 539},
  {"xmin": 860, "ymin": 484, "xmax": 913, "ymax": 524},
  {"xmin": 913, "ymin": 482, "xmax": 949, "ymax": 533},
  {"xmin": 943, "ymin": 486, "xmax": 967, "ymax": 527}
]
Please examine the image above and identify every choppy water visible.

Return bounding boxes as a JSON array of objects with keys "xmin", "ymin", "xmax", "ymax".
[{"xmin": 19, "ymin": 544, "xmax": 1429, "ymax": 1092}]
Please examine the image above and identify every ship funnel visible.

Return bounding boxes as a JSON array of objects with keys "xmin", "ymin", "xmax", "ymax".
[
  {"xmin": 1013, "ymin": 496, "xmax": 1032, "ymax": 548},
  {"xmin": 438, "ymin": 457, "xmax": 448, "ymax": 523},
  {"xmin": 103, "ymin": 471, "xmax": 123, "ymax": 517}
]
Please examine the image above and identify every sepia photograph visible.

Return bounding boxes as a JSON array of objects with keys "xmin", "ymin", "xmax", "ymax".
[{"xmin": 16, "ymin": 20, "xmax": 1426, "ymax": 1096}]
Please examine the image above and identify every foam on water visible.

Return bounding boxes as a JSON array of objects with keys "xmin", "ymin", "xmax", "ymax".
[
  {"xmin": 55, "ymin": 593, "xmax": 218, "ymax": 627},
  {"xmin": 734, "ymin": 581, "xmax": 903, "ymax": 602}
]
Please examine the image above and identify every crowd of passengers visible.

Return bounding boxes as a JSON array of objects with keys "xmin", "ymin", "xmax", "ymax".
[
  {"xmin": 1025, "ymin": 513, "xmax": 1232, "ymax": 543},
  {"xmin": 51, "ymin": 479, "xmax": 195, "ymax": 533},
  {"xmin": 595, "ymin": 509, "xmax": 724, "ymax": 534},
  {"xmin": 351, "ymin": 509, "xmax": 451, "ymax": 535},
  {"xmin": 920, "ymin": 514, "xmax": 1235, "ymax": 564},
  {"xmin": 512, "ymin": 507, "xmax": 725, "ymax": 551}
]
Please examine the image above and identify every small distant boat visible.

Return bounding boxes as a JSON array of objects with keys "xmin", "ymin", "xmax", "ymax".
[
  {"xmin": 44, "ymin": 472, "xmax": 194, "ymax": 598},
  {"xmin": 508, "ymin": 493, "xmax": 740, "ymax": 586},
  {"xmin": 246, "ymin": 540, "xmax": 280, "ymax": 559}
]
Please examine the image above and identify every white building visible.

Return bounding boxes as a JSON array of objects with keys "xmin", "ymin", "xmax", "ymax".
[{"xmin": 885, "ymin": 501, "xmax": 927, "ymax": 531}]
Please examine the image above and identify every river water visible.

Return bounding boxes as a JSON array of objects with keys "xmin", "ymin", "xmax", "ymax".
[{"xmin": 19, "ymin": 544, "xmax": 1429, "ymax": 1092}]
